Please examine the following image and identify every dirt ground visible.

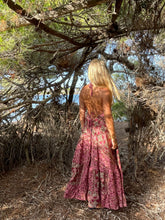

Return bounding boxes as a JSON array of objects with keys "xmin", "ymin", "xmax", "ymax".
[{"xmin": 0, "ymin": 122, "xmax": 165, "ymax": 220}]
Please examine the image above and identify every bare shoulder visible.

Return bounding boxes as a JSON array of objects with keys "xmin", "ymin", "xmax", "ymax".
[
  {"xmin": 100, "ymin": 87, "xmax": 111, "ymax": 96},
  {"xmin": 80, "ymin": 84, "xmax": 89, "ymax": 97},
  {"xmin": 100, "ymin": 87, "xmax": 112, "ymax": 103},
  {"xmin": 82, "ymin": 84, "xmax": 90, "ymax": 90}
]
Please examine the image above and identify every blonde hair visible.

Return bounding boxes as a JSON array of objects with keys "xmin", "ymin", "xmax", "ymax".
[{"xmin": 88, "ymin": 59, "xmax": 120, "ymax": 102}]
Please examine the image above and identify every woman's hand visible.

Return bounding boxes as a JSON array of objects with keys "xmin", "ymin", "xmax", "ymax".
[{"xmin": 111, "ymin": 138, "xmax": 118, "ymax": 150}]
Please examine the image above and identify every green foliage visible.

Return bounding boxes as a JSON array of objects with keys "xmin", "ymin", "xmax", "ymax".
[
  {"xmin": 112, "ymin": 101, "xmax": 127, "ymax": 121},
  {"xmin": 0, "ymin": 0, "xmax": 164, "ymax": 175},
  {"xmin": 0, "ymin": 0, "xmax": 164, "ymax": 118}
]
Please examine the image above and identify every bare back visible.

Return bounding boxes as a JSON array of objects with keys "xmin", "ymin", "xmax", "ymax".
[{"xmin": 79, "ymin": 83, "xmax": 112, "ymax": 118}]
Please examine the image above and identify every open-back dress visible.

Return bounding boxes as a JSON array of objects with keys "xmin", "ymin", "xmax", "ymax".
[{"xmin": 64, "ymin": 84, "xmax": 127, "ymax": 210}]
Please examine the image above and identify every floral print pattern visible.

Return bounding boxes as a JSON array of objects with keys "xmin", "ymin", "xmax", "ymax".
[{"xmin": 64, "ymin": 113, "xmax": 127, "ymax": 210}]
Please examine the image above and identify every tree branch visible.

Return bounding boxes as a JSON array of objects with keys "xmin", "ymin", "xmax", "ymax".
[
  {"xmin": 1, "ymin": 0, "xmax": 109, "ymax": 32},
  {"xmin": 3, "ymin": 0, "xmax": 82, "ymax": 46},
  {"xmin": 68, "ymin": 47, "xmax": 93, "ymax": 105},
  {"xmin": 101, "ymin": 51, "xmax": 134, "ymax": 70},
  {"xmin": 112, "ymin": 0, "xmax": 123, "ymax": 23},
  {"xmin": 44, "ymin": 0, "xmax": 109, "ymax": 18}
]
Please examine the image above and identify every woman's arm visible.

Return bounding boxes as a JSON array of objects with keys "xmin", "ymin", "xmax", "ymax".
[
  {"xmin": 103, "ymin": 89, "xmax": 118, "ymax": 149},
  {"xmin": 79, "ymin": 89, "xmax": 86, "ymax": 130}
]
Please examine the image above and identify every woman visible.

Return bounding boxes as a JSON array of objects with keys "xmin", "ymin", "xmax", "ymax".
[{"xmin": 64, "ymin": 59, "xmax": 127, "ymax": 210}]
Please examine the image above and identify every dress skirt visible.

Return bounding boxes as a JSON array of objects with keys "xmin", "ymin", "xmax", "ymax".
[{"xmin": 64, "ymin": 113, "xmax": 127, "ymax": 210}]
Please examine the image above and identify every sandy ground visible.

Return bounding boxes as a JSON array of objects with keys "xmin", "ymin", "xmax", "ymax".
[{"xmin": 0, "ymin": 122, "xmax": 165, "ymax": 220}]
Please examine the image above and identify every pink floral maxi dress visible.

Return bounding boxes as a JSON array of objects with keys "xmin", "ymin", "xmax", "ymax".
[{"xmin": 64, "ymin": 90, "xmax": 127, "ymax": 210}]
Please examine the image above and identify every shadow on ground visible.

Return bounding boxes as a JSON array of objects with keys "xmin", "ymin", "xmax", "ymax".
[{"xmin": 0, "ymin": 122, "xmax": 164, "ymax": 220}]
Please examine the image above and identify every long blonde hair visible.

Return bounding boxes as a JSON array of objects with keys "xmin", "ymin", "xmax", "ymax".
[{"xmin": 88, "ymin": 59, "xmax": 120, "ymax": 101}]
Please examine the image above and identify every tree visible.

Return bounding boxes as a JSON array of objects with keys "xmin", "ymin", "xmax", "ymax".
[{"xmin": 0, "ymin": 0, "xmax": 164, "ymax": 170}]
